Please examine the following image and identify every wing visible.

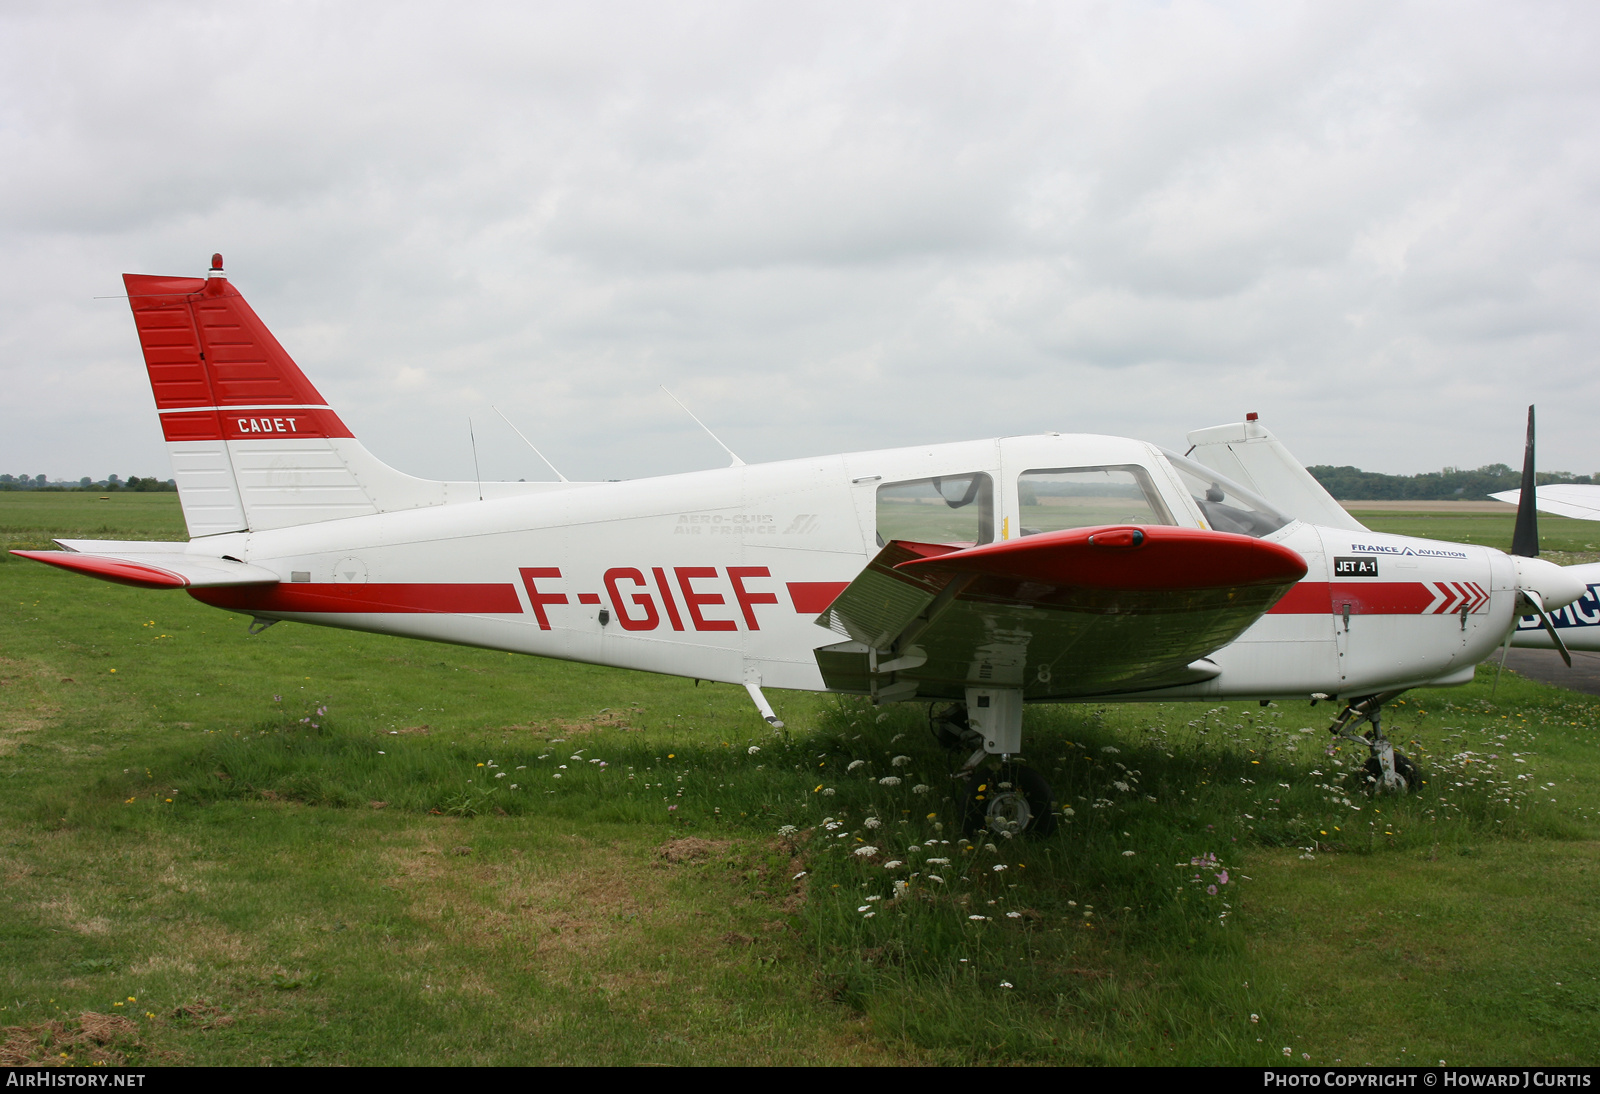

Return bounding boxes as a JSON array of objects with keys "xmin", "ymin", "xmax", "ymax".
[
  {"xmin": 11, "ymin": 540, "xmax": 280, "ymax": 589},
  {"xmin": 813, "ymin": 525, "xmax": 1306, "ymax": 700},
  {"xmin": 1490, "ymin": 485, "xmax": 1600, "ymax": 522}
]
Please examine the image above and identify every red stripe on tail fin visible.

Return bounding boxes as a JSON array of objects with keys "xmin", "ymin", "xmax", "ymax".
[{"xmin": 123, "ymin": 272, "xmax": 353, "ymax": 438}]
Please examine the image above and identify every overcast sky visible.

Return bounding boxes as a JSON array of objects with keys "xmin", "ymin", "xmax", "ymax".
[{"xmin": 3, "ymin": 1, "xmax": 1598, "ymax": 485}]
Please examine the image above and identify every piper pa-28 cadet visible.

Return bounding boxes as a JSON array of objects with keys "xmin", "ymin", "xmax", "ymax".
[{"xmin": 14, "ymin": 256, "xmax": 1592, "ymax": 833}]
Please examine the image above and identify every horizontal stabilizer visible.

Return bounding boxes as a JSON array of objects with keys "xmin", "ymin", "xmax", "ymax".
[{"xmin": 12, "ymin": 544, "xmax": 280, "ymax": 590}]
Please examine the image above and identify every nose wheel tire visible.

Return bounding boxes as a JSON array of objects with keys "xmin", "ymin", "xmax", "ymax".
[
  {"xmin": 1357, "ymin": 751, "xmax": 1420, "ymax": 795},
  {"xmin": 962, "ymin": 763, "xmax": 1058, "ymax": 839}
]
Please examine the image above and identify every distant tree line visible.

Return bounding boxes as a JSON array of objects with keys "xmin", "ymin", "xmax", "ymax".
[
  {"xmin": 1306, "ymin": 463, "xmax": 1598, "ymax": 501},
  {"xmin": 0, "ymin": 474, "xmax": 176, "ymax": 492}
]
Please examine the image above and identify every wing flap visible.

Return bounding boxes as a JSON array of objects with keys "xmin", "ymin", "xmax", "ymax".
[{"xmin": 817, "ymin": 540, "xmax": 963, "ymax": 647}]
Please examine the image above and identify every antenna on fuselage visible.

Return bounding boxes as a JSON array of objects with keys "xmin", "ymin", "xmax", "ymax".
[
  {"xmin": 468, "ymin": 417, "xmax": 483, "ymax": 502},
  {"xmin": 492, "ymin": 406, "xmax": 570, "ymax": 483},
  {"xmin": 661, "ymin": 386, "xmax": 745, "ymax": 468}
]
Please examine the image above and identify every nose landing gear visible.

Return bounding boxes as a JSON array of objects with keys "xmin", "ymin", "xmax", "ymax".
[{"xmin": 1326, "ymin": 690, "xmax": 1421, "ymax": 794}]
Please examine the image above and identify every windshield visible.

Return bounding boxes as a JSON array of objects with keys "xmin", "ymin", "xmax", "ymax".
[{"xmin": 1160, "ymin": 450, "xmax": 1292, "ymax": 538}]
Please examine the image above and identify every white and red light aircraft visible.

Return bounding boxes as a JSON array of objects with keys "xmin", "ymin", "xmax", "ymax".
[{"xmin": 14, "ymin": 256, "xmax": 1591, "ymax": 833}]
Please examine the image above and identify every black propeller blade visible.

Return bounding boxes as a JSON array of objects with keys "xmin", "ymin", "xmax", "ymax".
[
  {"xmin": 1504, "ymin": 405, "xmax": 1572, "ymax": 666},
  {"xmin": 1511, "ymin": 404, "xmax": 1539, "ymax": 558}
]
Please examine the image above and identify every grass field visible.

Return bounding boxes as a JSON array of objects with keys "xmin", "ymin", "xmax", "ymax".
[{"xmin": 2, "ymin": 494, "xmax": 1598, "ymax": 1066}]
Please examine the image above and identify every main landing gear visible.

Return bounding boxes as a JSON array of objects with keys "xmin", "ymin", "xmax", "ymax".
[
  {"xmin": 929, "ymin": 691, "xmax": 1059, "ymax": 838},
  {"xmin": 1325, "ymin": 690, "xmax": 1421, "ymax": 795}
]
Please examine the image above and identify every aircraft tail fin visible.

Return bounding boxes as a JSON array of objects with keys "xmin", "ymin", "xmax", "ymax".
[{"xmin": 126, "ymin": 256, "xmax": 451, "ymax": 538}]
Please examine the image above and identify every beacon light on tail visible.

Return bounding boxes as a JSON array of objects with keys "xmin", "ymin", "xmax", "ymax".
[{"xmin": 14, "ymin": 257, "xmax": 1591, "ymax": 831}]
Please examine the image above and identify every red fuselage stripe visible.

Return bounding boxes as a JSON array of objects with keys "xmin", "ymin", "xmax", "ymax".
[
  {"xmin": 1268, "ymin": 581, "xmax": 1443, "ymax": 615},
  {"xmin": 787, "ymin": 581, "xmax": 849, "ymax": 614},
  {"xmin": 191, "ymin": 583, "xmax": 524, "ymax": 614}
]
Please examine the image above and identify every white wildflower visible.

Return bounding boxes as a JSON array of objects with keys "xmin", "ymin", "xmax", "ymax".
[
  {"xmin": 928, "ymin": 875, "xmax": 945, "ymax": 884},
  {"xmin": 999, "ymin": 981, "xmax": 1013, "ymax": 989},
  {"xmin": 1101, "ymin": 746, "xmax": 1120, "ymax": 754},
  {"xmin": 793, "ymin": 871, "xmax": 808, "ymax": 880},
  {"xmin": 912, "ymin": 784, "xmax": 931, "ymax": 794},
  {"xmin": 495, "ymin": 772, "xmax": 507, "ymax": 779},
  {"xmin": 878, "ymin": 776, "xmax": 902, "ymax": 786},
  {"xmin": 509, "ymin": 784, "xmax": 519, "ymax": 790},
  {"xmin": 1122, "ymin": 850, "xmax": 1135, "ymax": 857},
  {"xmin": 847, "ymin": 759, "xmax": 866, "ymax": 772},
  {"xmin": 777, "ymin": 825, "xmax": 798, "ymax": 837},
  {"xmin": 853, "ymin": 845, "xmax": 878, "ymax": 857},
  {"xmin": 864, "ymin": 817, "xmax": 882, "ymax": 829},
  {"xmin": 822, "ymin": 788, "xmax": 835, "ymax": 796},
  {"xmin": 992, "ymin": 864, "xmax": 1008, "ymax": 872},
  {"xmin": 891, "ymin": 755, "xmax": 912, "ymax": 767},
  {"xmin": 884, "ymin": 860, "xmax": 904, "ymax": 869},
  {"xmin": 969, "ymin": 915, "xmax": 989, "ymax": 921},
  {"xmin": 893, "ymin": 880, "xmax": 909, "ymax": 897},
  {"xmin": 927, "ymin": 857, "xmax": 951, "ymax": 866},
  {"xmin": 1006, "ymin": 911, "xmax": 1022, "ymax": 919},
  {"xmin": 747, "ymin": 745, "xmax": 760, "ymax": 755}
]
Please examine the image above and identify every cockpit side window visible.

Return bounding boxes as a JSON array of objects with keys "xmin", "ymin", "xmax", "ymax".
[
  {"xmin": 876, "ymin": 473, "xmax": 994, "ymax": 547},
  {"xmin": 1016, "ymin": 465, "xmax": 1175, "ymax": 536},
  {"xmin": 1160, "ymin": 450, "xmax": 1291, "ymax": 538}
]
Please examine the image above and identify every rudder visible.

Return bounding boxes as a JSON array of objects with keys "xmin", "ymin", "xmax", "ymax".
[{"xmin": 126, "ymin": 255, "xmax": 447, "ymax": 537}]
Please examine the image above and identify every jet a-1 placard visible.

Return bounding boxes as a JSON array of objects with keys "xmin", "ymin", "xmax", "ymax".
[{"xmin": 14, "ymin": 257, "xmax": 1590, "ymax": 831}]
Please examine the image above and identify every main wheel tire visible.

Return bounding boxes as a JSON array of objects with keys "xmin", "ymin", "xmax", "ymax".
[
  {"xmin": 962, "ymin": 763, "xmax": 1058, "ymax": 839},
  {"xmin": 928, "ymin": 702, "xmax": 970, "ymax": 751}
]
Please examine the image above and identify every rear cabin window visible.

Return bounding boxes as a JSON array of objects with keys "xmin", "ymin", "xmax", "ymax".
[
  {"xmin": 876, "ymin": 473, "xmax": 994, "ymax": 547},
  {"xmin": 1017, "ymin": 465, "xmax": 1174, "ymax": 536}
]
